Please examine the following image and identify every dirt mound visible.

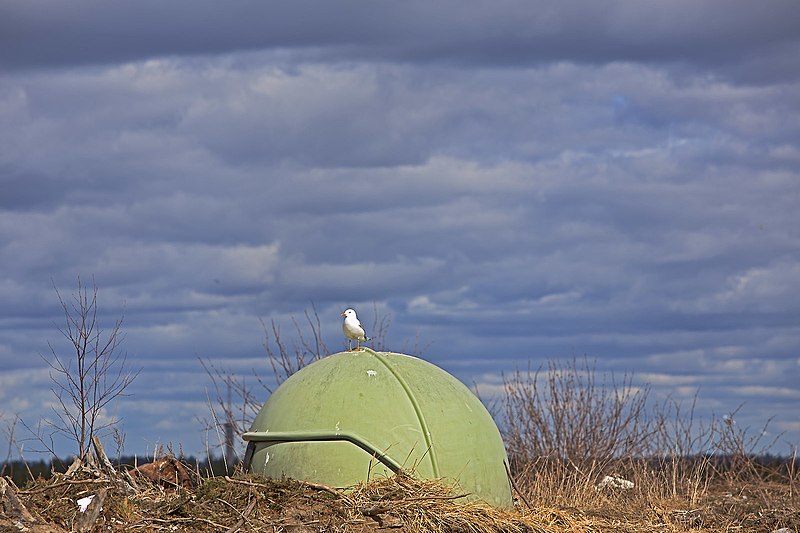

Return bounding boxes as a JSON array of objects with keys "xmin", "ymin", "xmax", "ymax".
[{"xmin": 1, "ymin": 461, "xmax": 544, "ymax": 532}]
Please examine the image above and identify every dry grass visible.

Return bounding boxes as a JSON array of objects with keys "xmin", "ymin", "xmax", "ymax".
[
  {"xmin": 500, "ymin": 356, "xmax": 800, "ymax": 532},
  {"xmin": 509, "ymin": 456, "xmax": 799, "ymax": 532},
  {"xmin": 348, "ymin": 473, "xmax": 543, "ymax": 532},
  {"xmin": 4, "ymin": 453, "xmax": 798, "ymax": 532},
  {"xmin": 5, "ymin": 465, "xmax": 547, "ymax": 532}
]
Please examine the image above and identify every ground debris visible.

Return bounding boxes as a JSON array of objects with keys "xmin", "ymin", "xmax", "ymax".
[
  {"xmin": 3, "ymin": 462, "xmax": 546, "ymax": 532},
  {"xmin": 130, "ymin": 456, "xmax": 194, "ymax": 489},
  {"xmin": 4, "ymin": 461, "xmax": 799, "ymax": 532}
]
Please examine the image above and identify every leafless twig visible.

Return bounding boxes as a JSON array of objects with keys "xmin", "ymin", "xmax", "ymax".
[{"xmin": 36, "ymin": 277, "xmax": 139, "ymax": 459}]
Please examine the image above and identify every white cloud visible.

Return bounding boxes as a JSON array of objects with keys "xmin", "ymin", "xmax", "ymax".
[{"xmin": 729, "ymin": 386, "xmax": 800, "ymax": 399}]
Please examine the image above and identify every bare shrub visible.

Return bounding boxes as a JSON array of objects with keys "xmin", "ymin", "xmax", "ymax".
[
  {"xmin": 503, "ymin": 355, "xmax": 797, "ymax": 517},
  {"xmin": 34, "ymin": 277, "xmax": 139, "ymax": 459},
  {"xmin": 503, "ymin": 355, "xmax": 652, "ymax": 469},
  {"xmin": 261, "ymin": 304, "xmax": 329, "ymax": 389}
]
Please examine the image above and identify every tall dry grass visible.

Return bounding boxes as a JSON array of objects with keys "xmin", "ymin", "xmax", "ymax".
[{"xmin": 501, "ymin": 356, "xmax": 799, "ymax": 530}]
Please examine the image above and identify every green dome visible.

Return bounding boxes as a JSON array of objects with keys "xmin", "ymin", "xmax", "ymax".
[{"xmin": 243, "ymin": 349, "xmax": 512, "ymax": 508}]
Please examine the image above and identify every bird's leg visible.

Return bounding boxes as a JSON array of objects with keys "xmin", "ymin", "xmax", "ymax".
[{"xmin": 347, "ymin": 339, "xmax": 353, "ymax": 351}]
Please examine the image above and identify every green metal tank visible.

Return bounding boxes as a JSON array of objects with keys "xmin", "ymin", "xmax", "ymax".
[{"xmin": 242, "ymin": 349, "xmax": 513, "ymax": 508}]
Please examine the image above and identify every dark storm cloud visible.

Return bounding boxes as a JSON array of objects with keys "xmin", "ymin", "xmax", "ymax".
[{"xmin": 3, "ymin": 0, "xmax": 800, "ymax": 78}]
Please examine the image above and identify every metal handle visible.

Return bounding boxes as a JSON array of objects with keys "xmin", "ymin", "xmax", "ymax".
[{"xmin": 242, "ymin": 430, "xmax": 405, "ymax": 473}]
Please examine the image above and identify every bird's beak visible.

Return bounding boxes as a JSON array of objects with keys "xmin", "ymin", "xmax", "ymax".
[{"xmin": 341, "ymin": 312, "xmax": 346, "ymax": 317}]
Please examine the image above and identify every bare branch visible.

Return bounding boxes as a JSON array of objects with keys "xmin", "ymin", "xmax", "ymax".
[{"xmin": 35, "ymin": 277, "xmax": 139, "ymax": 459}]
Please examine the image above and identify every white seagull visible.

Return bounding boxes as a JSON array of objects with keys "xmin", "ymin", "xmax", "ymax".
[{"xmin": 341, "ymin": 308, "xmax": 370, "ymax": 351}]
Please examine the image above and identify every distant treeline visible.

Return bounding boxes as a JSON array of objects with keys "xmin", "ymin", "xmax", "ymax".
[
  {"xmin": 3, "ymin": 453, "xmax": 797, "ymax": 489},
  {"xmin": 1, "ymin": 454, "xmax": 237, "ymax": 488}
]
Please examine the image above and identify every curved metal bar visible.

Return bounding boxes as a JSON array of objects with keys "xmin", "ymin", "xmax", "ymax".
[{"xmin": 242, "ymin": 430, "xmax": 405, "ymax": 473}]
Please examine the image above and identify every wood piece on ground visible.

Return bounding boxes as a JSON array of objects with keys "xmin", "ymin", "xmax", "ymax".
[
  {"xmin": 1, "ymin": 476, "xmax": 36, "ymax": 523},
  {"xmin": 91, "ymin": 435, "xmax": 116, "ymax": 475},
  {"xmin": 74, "ymin": 487, "xmax": 107, "ymax": 533},
  {"xmin": 65, "ymin": 456, "xmax": 82, "ymax": 477},
  {"xmin": 91, "ymin": 435, "xmax": 137, "ymax": 493}
]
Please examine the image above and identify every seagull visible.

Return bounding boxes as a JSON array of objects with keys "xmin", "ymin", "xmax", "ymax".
[{"xmin": 341, "ymin": 308, "xmax": 370, "ymax": 351}]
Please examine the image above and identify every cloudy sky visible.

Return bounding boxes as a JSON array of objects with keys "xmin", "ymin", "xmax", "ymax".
[{"xmin": 1, "ymin": 0, "xmax": 799, "ymax": 460}]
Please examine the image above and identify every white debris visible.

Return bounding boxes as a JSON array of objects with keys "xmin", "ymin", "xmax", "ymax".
[
  {"xmin": 597, "ymin": 475, "xmax": 634, "ymax": 490},
  {"xmin": 77, "ymin": 494, "xmax": 95, "ymax": 512}
]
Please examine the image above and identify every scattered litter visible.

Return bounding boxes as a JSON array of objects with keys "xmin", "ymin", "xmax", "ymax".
[
  {"xmin": 597, "ymin": 475, "xmax": 634, "ymax": 490},
  {"xmin": 76, "ymin": 494, "xmax": 95, "ymax": 513},
  {"xmin": 723, "ymin": 492, "xmax": 748, "ymax": 500}
]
